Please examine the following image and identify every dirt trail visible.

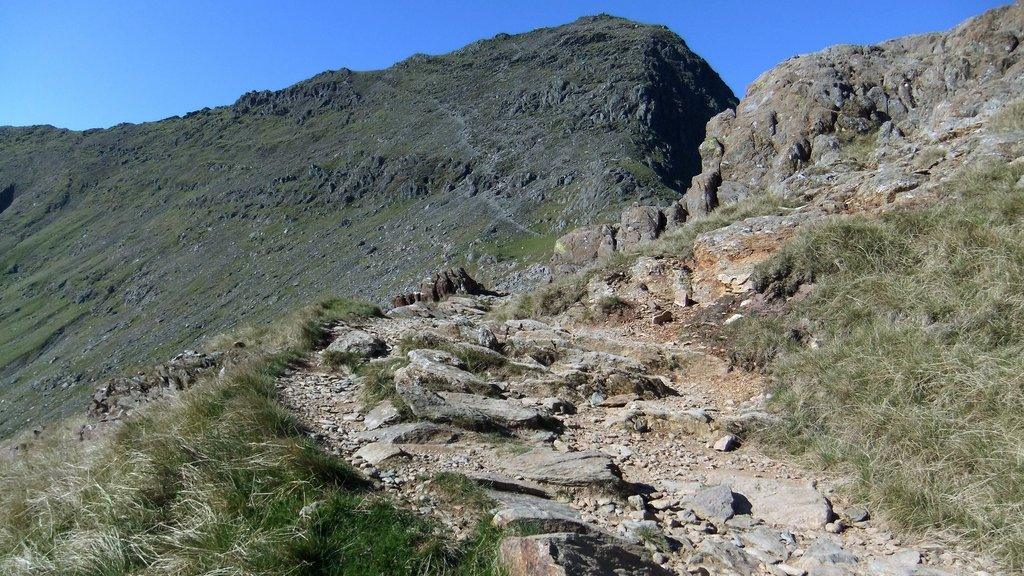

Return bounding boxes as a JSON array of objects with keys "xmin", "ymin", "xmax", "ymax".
[{"xmin": 277, "ymin": 296, "xmax": 994, "ymax": 576}]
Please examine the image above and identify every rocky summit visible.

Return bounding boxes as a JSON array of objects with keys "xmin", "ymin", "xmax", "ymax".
[{"xmin": 0, "ymin": 15, "xmax": 735, "ymax": 436}]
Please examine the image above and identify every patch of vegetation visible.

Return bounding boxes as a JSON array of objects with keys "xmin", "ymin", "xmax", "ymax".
[
  {"xmin": 991, "ymin": 99, "xmax": 1024, "ymax": 133},
  {"xmin": 740, "ymin": 161, "xmax": 1024, "ymax": 569},
  {"xmin": 399, "ymin": 334, "xmax": 508, "ymax": 374},
  {"xmin": 595, "ymin": 295, "xmax": 630, "ymax": 317},
  {"xmin": 357, "ymin": 358, "xmax": 411, "ymax": 415},
  {"xmin": 323, "ymin": 349, "xmax": 365, "ymax": 371},
  {"xmin": 0, "ymin": 298, "xmax": 500, "ymax": 575}
]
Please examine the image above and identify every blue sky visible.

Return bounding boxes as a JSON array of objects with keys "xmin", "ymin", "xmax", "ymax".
[{"xmin": 0, "ymin": 1, "xmax": 1008, "ymax": 130}]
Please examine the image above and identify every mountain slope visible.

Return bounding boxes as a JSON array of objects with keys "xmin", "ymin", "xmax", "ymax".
[{"xmin": 0, "ymin": 15, "xmax": 736, "ymax": 436}]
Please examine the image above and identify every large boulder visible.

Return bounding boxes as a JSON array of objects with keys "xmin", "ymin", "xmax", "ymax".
[
  {"xmin": 551, "ymin": 225, "xmax": 617, "ymax": 273},
  {"xmin": 392, "ymin": 267, "xmax": 493, "ymax": 307},
  {"xmin": 617, "ymin": 205, "xmax": 666, "ymax": 251},
  {"xmin": 707, "ymin": 471, "xmax": 834, "ymax": 530},
  {"xmin": 503, "ymin": 448, "xmax": 622, "ymax": 490},
  {"xmin": 499, "ymin": 532, "xmax": 671, "ymax": 576},
  {"xmin": 324, "ymin": 329, "xmax": 387, "ymax": 359}
]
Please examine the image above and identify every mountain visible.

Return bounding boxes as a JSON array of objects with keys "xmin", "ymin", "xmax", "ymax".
[{"xmin": 0, "ymin": 15, "xmax": 736, "ymax": 436}]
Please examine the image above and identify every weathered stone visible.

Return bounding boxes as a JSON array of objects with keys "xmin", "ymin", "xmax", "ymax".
[
  {"xmin": 396, "ymin": 354, "xmax": 498, "ymax": 396},
  {"xmin": 713, "ymin": 434, "xmax": 739, "ymax": 452},
  {"xmin": 688, "ymin": 484, "xmax": 737, "ymax": 524},
  {"xmin": 551, "ymin": 224, "xmax": 617, "ymax": 273},
  {"xmin": 324, "ymin": 329, "xmax": 387, "ymax": 359},
  {"xmin": 392, "ymin": 267, "xmax": 492, "ymax": 307},
  {"xmin": 491, "ymin": 492, "xmax": 595, "ymax": 534},
  {"xmin": 651, "ymin": 310, "xmax": 673, "ymax": 325},
  {"xmin": 468, "ymin": 473, "xmax": 552, "ymax": 498},
  {"xmin": 364, "ymin": 400, "xmax": 401, "ymax": 430},
  {"xmin": 618, "ymin": 205, "xmax": 666, "ymax": 250},
  {"xmin": 499, "ymin": 532, "xmax": 671, "ymax": 576},
  {"xmin": 353, "ymin": 422, "xmax": 460, "ymax": 444},
  {"xmin": 690, "ymin": 538, "xmax": 760, "ymax": 576},
  {"xmin": 709, "ymin": 472, "xmax": 833, "ymax": 530},
  {"xmin": 353, "ymin": 442, "xmax": 408, "ymax": 466},
  {"xmin": 504, "ymin": 448, "xmax": 622, "ymax": 490}
]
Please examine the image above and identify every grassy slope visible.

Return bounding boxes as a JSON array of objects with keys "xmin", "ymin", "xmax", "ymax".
[
  {"xmin": 732, "ymin": 160, "xmax": 1024, "ymax": 568},
  {"xmin": 0, "ymin": 17, "xmax": 737, "ymax": 437},
  {"xmin": 0, "ymin": 298, "xmax": 501, "ymax": 575}
]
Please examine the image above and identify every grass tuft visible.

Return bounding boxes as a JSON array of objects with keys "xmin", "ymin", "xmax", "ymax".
[{"xmin": 736, "ymin": 161, "xmax": 1024, "ymax": 569}]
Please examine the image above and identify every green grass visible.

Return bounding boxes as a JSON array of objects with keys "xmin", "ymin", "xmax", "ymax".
[
  {"xmin": 398, "ymin": 334, "xmax": 508, "ymax": 374},
  {"xmin": 730, "ymin": 161, "xmax": 1024, "ymax": 569},
  {"xmin": 0, "ymin": 297, "xmax": 500, "ymax": 575}
]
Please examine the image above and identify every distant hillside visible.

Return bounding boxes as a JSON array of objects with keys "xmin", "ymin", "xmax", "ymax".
[{"xmin": 0, "ymin": 15, "xmax": 736, "ymax": 436}]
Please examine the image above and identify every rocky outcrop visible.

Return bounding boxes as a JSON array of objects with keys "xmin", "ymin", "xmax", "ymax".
[
  {"xmin": 88, "ymin": 350, "xmax": 222, "ymax": 421},
  {"xmin": 500, "ymin": 532, "xmax": 672, "ymax": 576},
  {"xmin": 550, "ymin": 3, "xmax": 1024, "ymax": 299},
  {"xmin": 682, "ymin": 2, "xmax": 1024, "ymax": 214},
  {"xmin": 391, "ymin": 268, "xmax": 494, "ymax": 308}
]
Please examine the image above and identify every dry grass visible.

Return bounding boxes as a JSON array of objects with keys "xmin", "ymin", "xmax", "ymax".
[
  {"xmin": 732, "ymin": 161, "xmax": 1024, "ymax": 569},
  {"xmin": 0, "ymin": 298, "xmax": 500, "ymax": 576}
]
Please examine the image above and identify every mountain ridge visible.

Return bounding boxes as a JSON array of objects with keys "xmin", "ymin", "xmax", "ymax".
[{"xmin": 0, "ymin": 14, "xmax": 736, "ymax": 436}]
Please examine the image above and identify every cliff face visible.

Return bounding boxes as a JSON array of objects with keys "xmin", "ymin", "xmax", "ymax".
[
  {"xmin": 552, "ymin": 3, "xmax": 1024, "ymax": 284},
  {"xmin": 681, "ymin": 2, "xmax": 1024, "ymax": 216},
  {"xmin": 0, "ymin": 15, "xmax": 735, "ymax": 436}
]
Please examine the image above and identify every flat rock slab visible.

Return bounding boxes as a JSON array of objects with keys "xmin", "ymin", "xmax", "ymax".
[
  {"xmin": 709, "ymin": 471, "xmax": 833, "ymax": 530},
  {"xmin": 437, "ymin": 392, "xmax": 559, "ymax": 430},
  {"xmin": 500, "ymin": 532, "xmax": 671, "ymax": 576},
  {"xmin": 503, "ymin": 448, "xmax": 621, "ymax": 490},
  {"xmin": 689, "ymin": 484, "xmax": 738, "ymax": 524},
  {"xmin": 353, "ymin": 442, "xmax": 408, "ymax": 466},
  {"xmin": 468, "ymin": 473, "xmax": 552, "ymax": 498},
  {"xmin": 363, "ymin": 400, "xmax": 401, "ymax": 430},
  {"xmin": 354, "ymin": 422, "xmax": 460, "ymax": 444},
  {"xmin": 490, "ymin": 492, "xmax": 596, "ymax": 534}
]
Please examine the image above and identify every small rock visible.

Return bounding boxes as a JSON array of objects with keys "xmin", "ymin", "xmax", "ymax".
[
  {"xmin": 845, "ymin": 505, "xmax": 870, "ymax": 523},
  {"xmin": 724, "ymin": 313, "xmax": 744, "ymax": 325},
  {"xmin": 652, "ymin": 310, "xmax": 673, "ymax": 325},
  {"xmin": 689, "ymin": 484, "xmax": 737, "ymax": 524},
  {"xmin": 713, "ymin": 434, "xmax": 739, "ymax": 452},
  {"xmin": 354, "ymin": 442, "xmax": 408, "ymax": 466}
]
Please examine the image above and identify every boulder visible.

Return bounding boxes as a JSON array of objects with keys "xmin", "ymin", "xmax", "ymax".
[
  {"xmin": 491, "ymin": 492, "xmax": 595, "ymax": 534},
  {"xmin": 689, "ymin": 484, "xmax": 738, "ymax": 524},
  {"xmin": 617, "ymin": 205, "xmax": 666, "ymax": 251},
  {"xmin": 708, "ymin": 471, "xmax": 833, "ymax": 530},
  {"xmin": 353, "ymin": 442, "xmax": 408, "ymax": 466},
  {"xmin": 363, "ymin": 400, "xmax": 401, "ymax": 430},
  {"xmin": 499, "ymin": 532, "xmax": 671, "ymax": 576},
  {"xmin": 324, "ymin": 329, "xmax": 387, "ymax": 359},
  {"xmin": 551, "ymin": 224, "xmax": 617, "ymax": 273},
  {"xmin": 392, "ymin": 267, "xmax": 492, "ymax": 307},
  {"xmin": 503, "ymin": 448, "xmax": 622, "ymax": 490},
  {"xmin": 354, "ymin": 422, "xmax": 459, "ymax": 444},
  {"xmin": 396, "ymin": 353, "xmax": 498, "ymax": 396}
]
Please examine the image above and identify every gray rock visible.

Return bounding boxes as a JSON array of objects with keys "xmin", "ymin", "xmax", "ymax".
[
  {"xmin": 801, "ymin": 538, "xmax": 859, "ymax": 566},
  {"xmin": 353, "ymin": 442, "xmax": 408, "ymax": 465},
  {"xmin": 354, "ymin": 422, "xmax": 459, "ymax": 444},
  {"xmin": 689, "ymin": 484, "xmax": 737, "ymax": 524},
  {"xmin": 738, "ymin": 526, "xmax": 789, "ymax": 563},
  {"xmin": 504, "ymin": 448, "xmax": 622, "ymax": 490},
  {"xmin": 709, "ymin": 472, "xmax": 833, "ymax": 530},
  {"xmin": 395, "ymin": 357, "xmax": 499, "ymax": 396},
  {"xmin": 468, "ymin": 473, "xmax": 552, "ymax": 498},
  {"xmin": 325, "ymin": 329, "xmax": 387, "ymax": 358},
  {"xmin": 491, "ymin": 492, "xmax": 595, "ymax": 534},
  {"xmin": 691, "ymin": 538, "xmax": 760, "ymax": 576},
  {"xmin": 363, "ymin": 400, "xmax": 401, "ymax": 430},
  {"xmin": 499, "ymin": 532, "xmax": 672, "ymax": 576},
  {"xmin": 713, "ymin": 434, "xmax": 739, "ymax": 452}
]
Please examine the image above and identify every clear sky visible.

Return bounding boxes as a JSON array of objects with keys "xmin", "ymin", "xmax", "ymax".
[{"xmin": 0, "ymin": 0, "xmax": 1009, "ymax": 130}]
